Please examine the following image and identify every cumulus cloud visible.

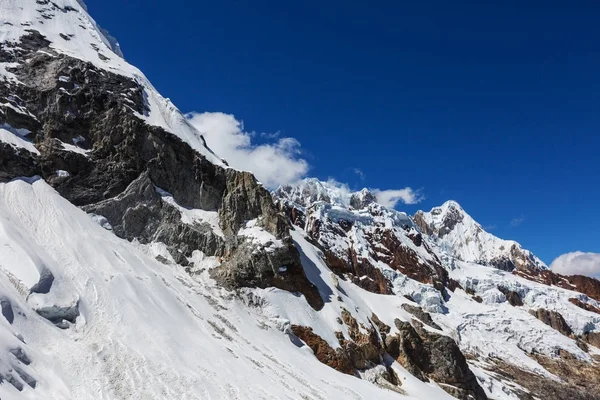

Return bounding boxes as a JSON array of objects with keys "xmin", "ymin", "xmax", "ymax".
[
  {"xmin": 185, "ymin": 112, "xmax": 424, "ymax": 206},
  {"xmin": 186, "ymin": 112, "xmax": 308, "ymax": 188},
  {"xmin": 550, "ymin": 252, "xmax": 600, "ymax": 278},
  {"xmin": 371, "ymin": 188, "xmax": 424, "ymax": 208}
]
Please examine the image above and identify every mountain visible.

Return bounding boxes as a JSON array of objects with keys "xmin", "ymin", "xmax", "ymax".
[
  {"xmin": 1, "ymin": 1, "xmax": 600, "ymax": 399},
  {"xmin": 414, "ymin": 201, "xmax": 547, "ymax": 273}
]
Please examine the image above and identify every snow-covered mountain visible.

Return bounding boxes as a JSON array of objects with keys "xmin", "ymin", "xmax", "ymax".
[
  {"xmin": 1, "ymin": 1, "xmax": 600, "ymax": 400},
  {"xmin": 414, "ymin": 201, "xmax": 547, "ymax": 272}
]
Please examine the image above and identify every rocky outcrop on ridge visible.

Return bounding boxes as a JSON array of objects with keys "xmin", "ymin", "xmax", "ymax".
[{"xmin": 0, "ymin": 28, "xmax": 320, "ymax": 309}]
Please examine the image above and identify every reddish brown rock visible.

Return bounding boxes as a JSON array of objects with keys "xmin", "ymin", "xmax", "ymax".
[
  {"xmin": 569, "ymin": 298, "xmax": 600, "ymax": 314},
  {"xmin": 582, "ymin": 332, "xmax": 600, "ymax": 349},
  {"xmin": 515, "ymin": 269, "xmax": 600, "ymax": 303},
  {"xmin": 322, "ymin": 248, "xmax": 393, "ymax": 295},
  {"xmin": 290, "ymin": 325, "xmax": 355, "ymax": 375},
  {"xmin": 373, "ymin": 230, "xmax": 449, "ymax": 293},
  {"xmin": 448, "ymin": 278, "xmax": 463, "ymax": 292},
  {"xmin": 487, "ymin": 357, "xmax": 600, "ymax": 400},
  {"xmin": 340, "ymin": 309, "xmax": 383, "ymax": 369}
]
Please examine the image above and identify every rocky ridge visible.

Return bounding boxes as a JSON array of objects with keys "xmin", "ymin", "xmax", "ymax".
[
  {"xmin": 1, "ymin": 2, "xmax": 600, "ymax": 400},
  {"xmin": 273, "ymin": 178, "xmax": 600, "ymax": 400}
]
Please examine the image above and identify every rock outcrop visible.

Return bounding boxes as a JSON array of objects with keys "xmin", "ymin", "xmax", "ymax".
[
  {"xmin": 385, "ymin": 319, "xmax": 487, "ymax": 400},
  {"xmin": 0, "ymin": 28, "xmax": 321, "ymax": 310},
  {"xmin": 401, "ymin": 304, "xmax": 442, "ymax": 330},
  {"xmin": 488, "ymin": 355, "xmax": 600, "ymax": 400},
  {"xmin": 531, "ymin": 308, "xmax": 573, "ymax": 337},
  {"xmin": 291, "ymin": 325, "xmax": 355, "ymax": 375}
]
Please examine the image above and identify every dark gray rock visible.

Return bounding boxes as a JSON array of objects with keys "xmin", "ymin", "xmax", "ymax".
[
  {"xmin": 84, "ymin": 171, "xmax": 225, "ymax": 263},
  {"xmin": 385, "ymin": 319, "xmax": 487, "ymax": 400},
  {"xmin": 0, "ymin": 143, "xmax": 40, "ymax": 182},
  {"xmin": 350, "ymin": 189, "xmax": 377, "ymax": 209},
  {"xmin": 401, "ymin": 304, "xmax": 442, "ymax": 330},
  {"xmin": 531, "ymin": 308, "xmax": 573, "ymax": 337},
  {"xmin": 0, "ymin": 296, "xmax": 14, "ymax": 324},
  {"xmin": 1, "ymin": 29, "xmax": 321, "ymax": 312}
]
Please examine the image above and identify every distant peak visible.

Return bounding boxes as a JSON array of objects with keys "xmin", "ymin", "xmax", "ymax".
[
  {"xmin": 434, "ymin": 200, "xmax": 466, "ymax": 215},
  {"xmin": 275, "ymin": 179, "xmax": 382, "ymax": 210},
  {"xmin": 442, "ymin": 200, "xmax": 463, "ymax": 209},
  {"xmin": 350, "ymin": 188, "xmax": 377, "ymax": 209}
]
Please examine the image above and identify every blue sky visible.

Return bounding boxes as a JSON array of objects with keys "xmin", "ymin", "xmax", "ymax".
[{"xmin": 84, "ymin": 0, "xmax": 599, "ymax": 265}]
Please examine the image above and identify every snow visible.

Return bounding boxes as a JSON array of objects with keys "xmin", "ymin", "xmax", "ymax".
[
  {"xmin": 0, "ymin": 0, "xmax": 225, "ymax": 167},
  {"xmin": 156, "ymin": 186, "xmax": 224, "ymax": 237},
  {"xmin": 420, "ymin": 200, "xmax": 547, "ymax": 270},
  {"xmin": 275, "ymin": 178, "xmax": 600, "ymax": 391},
  {"xmin": 238, "ymin": 219, "xmax": 284, "ymax": 252},
  {"xmin": 276, "ymin": 178, "xmax": 354, "ymax": 209},
  {"xmin": 0, "ymin": 178, "xmax": 426, "ymax": 400},
  {"xmin": 58, "ymin": 140, "xmax": 90, "ymax": 156},
  {"xmin": 0, "ymin": 126, "xmax": 39, "ymax": 154},
  {"xmin": 430, "ymin": 258, "xmax": 600, "ymax": 378},
  {"xmin": 1, "ymin": 2, "xmax": 599, "ymax": 397}
]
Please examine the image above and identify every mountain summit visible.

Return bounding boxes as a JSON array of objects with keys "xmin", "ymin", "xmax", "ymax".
[{"xmin": 414, "ymin": 201, "xmax": 547, "ymax": 272}]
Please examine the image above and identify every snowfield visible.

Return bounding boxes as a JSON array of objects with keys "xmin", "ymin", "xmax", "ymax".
[{"xmin": 0, "ymin": 178, "xmax": 456, "ymax": 399}]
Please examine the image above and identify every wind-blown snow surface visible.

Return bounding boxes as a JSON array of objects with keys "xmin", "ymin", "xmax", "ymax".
[
  {"xmin": 0, "ymin": 178, "xmax": 457, "ymax": 399},
  {"xmin": 0, "ymin": 0, "xmax": 223, "ymax": 165}
]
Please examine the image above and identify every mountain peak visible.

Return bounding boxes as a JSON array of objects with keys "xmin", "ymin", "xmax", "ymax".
[
  {"xmin": 275, "ymin": 178, "xmax": 380, "ymax": 210},
  {"xmin": 441, "ymin": 199, "xmax": 464, "ymax": 211},
  {"xmin": 415, "ymin": 201, "xmax": 547, "ymax": 272}
]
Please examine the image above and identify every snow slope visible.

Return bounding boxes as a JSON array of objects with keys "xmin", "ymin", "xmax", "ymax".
[
  {"xmin": 0, "ymin": 0, "xmax": 223, "ymax": 165},
  {"xmin": 0, "ymin": 177, "xmax": 458, "ymax": 399}
]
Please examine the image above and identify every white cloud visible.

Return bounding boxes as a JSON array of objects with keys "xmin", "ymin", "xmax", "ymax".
[
  {"xmin": 185, "ymin": 113, "xmax": 425, "ymax": 206},
  {"xmin": 371, "ymin": 188, "xmax": 424, "ymax": 207},
  {"xmin": 186, "ymin": 112, "xmax": 308, "ymax": 188},
  {"xmin": 550, "ymin": 252, "xmax": 600, "ymax": 278}
]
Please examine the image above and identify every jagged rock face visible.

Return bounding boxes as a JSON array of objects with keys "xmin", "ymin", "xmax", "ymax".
[
  {"xmin": 274, "ymin": 180, "xmax": 449, "ymax": 297},
  {"xmin": 291, "ymin": 325, "xmax": 355, "ymax": 375},
  {"xmin": 385, "ymin": 320, "xmax": 487, "ymax": 400},
  {"xmin": 0, "ymin": 28, "xmax": 320, "ymax": 310},
  {"xmin": 219, "ymin": 170, "xmax": 291, "ymax": 237},
  {"xmin": 570, "ymin": 297, "xmax": 600, "ymax": 314},
  {"xmin": 83, "ymin": 171, "xmax": 225, "ymax": 263},
  {"xmin": 375, "ymin": 229, "xmax": 449, "ymax": 293},
  {"xmin": 0, "ymin": 142, "xmax": 39, "ymax": 181},
  {"xmin": 531, "ymin": 308, "xmax": 573, "ymax": 337},
  {"xmin": 516, "ymin": 269, "xmax": 600, "ymax": 303},
  {"xmin": 291, "ymin": 309, "xmax": 483, "ymax": 396},
  {"xmin": 349, "ymin": 189, "xmax": 377, "ymax": 210},
  {"xmin": 488, "ymin": 355, "xmax": 600, "ymax": 400},
  {"xmin": 497, "ymin": 286, "xmax": 524, "ymax": 306},
  {"xmin": 401, "ymin": 304, "xmax": 442, "ymax": 330}
]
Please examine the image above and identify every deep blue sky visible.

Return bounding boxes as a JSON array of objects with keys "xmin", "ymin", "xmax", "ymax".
[{"xmin": 84, "ymin": 0, "xmax": 599, "ymax": 263}]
